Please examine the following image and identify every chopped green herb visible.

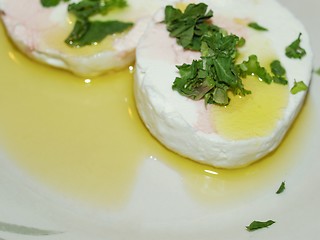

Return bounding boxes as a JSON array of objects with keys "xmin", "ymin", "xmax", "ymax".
[
  {"xmin": 272, "ymin": 75, "xmax": 288, "ymax": 85},
  {"xmin": 66, "ymin": 0, "xmax": 131, "ymax": 47},
  {"xmin": 270, "ymin": 60, "xmax": 286, "ymax": 76},
  {"xmin": 237, "ymin": 55, "xmax": 288, "ymax": 85},
  {"xmin": 165, "ymin": 3, "xmax": 252, "ymax": 106},
  {"xmin": 270, "ymin": 60, "xmax": 288, "ymax": 85},
  {"xmin": 248, "ymin": 22, "xmax": 268, "ymax": 31},
  {"xmin": 68, "ymin": 0, "xmax": 127, "ymax": 19},
  {"xmin": 40, "ymin": 0, "xmax": 132, "ymax": 47},
  {"xmin": 41, "ymin": 0, "xmax": 62, "ymax": 7},
  {"xmin": 246, "ymin": 220, "xmax": 275, "ymax": 231},
  {"xmin": 285, "ymin": 33, "xmax": 306, "ymax": 59},
  {"xmin": 165, "ymin": 3, "xmax": 288, "ymax": 106},
  {"xmin": 290, "ymin": 80, "xmax": 308, "ymax": 94},
  {"xmin": 41, "ymin": 0, "xmax": 69, "ymax": 7},
  {"xmin": 276, "ymin": 181, "xmax": 286, "ymax": 194},
  {"xmin": 238, "ymin": 57, "xmax": 288, "ymax": 85},
  {"xmin": 238, "ymin": 37, "xmax": 246, "ymax": 47},
  {"xmin": 172, "ymin": 29, "xmax": 250, "ymax": 106},
  {"xmin": 65, "ymin": 20, "xmax": 133, "ymax": 47},
  {"xmin": 238, "ymin": 55, "xmax": 273, "ymax": 84},
  {"xmin": 166, "ymin": 3, "xmax": 251, "ymax": 106},
  {"xmin": 164, "ymin": 3, "xmax": 219, "ymax": 51}
]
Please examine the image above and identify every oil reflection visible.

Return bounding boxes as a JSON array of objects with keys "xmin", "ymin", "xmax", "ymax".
[{"xmin": 8, "ymin": 51, "xmax": 20, "ymax": 64}]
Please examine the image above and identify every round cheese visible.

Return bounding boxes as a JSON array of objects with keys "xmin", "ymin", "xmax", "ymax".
[
  {"xmin": 134, "ymin": 0, "xmax": 313, "ymax": 168},
  {"xmin": 0, "ymin": 0, "xmax": 168, "ymax": 76}
]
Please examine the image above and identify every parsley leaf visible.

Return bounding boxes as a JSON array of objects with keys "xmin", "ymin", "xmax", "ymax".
[
  {"xmin": 166, "ymin": 3, "xmax": 250, "ymax": 106},
  {"xmin": 164, "ymin": 3, "xmax": 219, "ymax": 51},
  {"xmin": 68, "ymin": 0, "xmax": 127, "ymax": 19},
  {"xmin": 238, "ymin": 57, "xmax": 288, "ymax": 85},
  {"xmin": 238, "ymin": 55, "xmax": 273, "ymax": 84},
  {"xmin": 40, "ymin": 0, "xmax": 132, "ymax": 47},
  {"xmin": 246, "ymin": 220, "xmax": 275, "ymax": 231},
  {"xmin": 166, "ymin": 3, "xmax": 288, "ymax": 106},
  {"xmin": 66, "ymin": 0, "xmax": 131, "ymax": 47},
  {"xmin": 41, "ymin": 0, "xmax": 69, "ymax": 7},
  {"xmin": 65, "ymin": 20, "xmax": 133, "ymax": 47},
  {"xmin": 290, "ymin": 80, "xmax": 308, "ymax": 94},
  {"xmin": 285, "ymin": 33, "xmax": 306, "ymax": 59},
  {"xmin": 172, "ymin": 30, "xmax": 250, "ymax": 106},
  {"xmin": 270, "ymin": 60, "xmax": 286, "ymax": 76},
  {"xmin": 41, "ymin": 0, "xmax": 62, "ymax": 7},
  {"xmin": 276, "ymin": 181, "xmax": 286, "ymax": 194},
  {"xmin": 248, "ymin": 22, "xmax": 268, "ymax": 31},
  {"xmin": 270, "ymin": 60, "xmax": 288, "ymax": 85}
]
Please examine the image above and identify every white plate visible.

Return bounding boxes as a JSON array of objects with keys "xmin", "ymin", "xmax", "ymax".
[{"xmin": 0, "ymin": 0, "xmax": 319, "ymax": 239}]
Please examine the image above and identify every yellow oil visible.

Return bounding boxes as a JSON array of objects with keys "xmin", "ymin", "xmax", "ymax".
[
  {"xmin": 0, "ymin": 23, "xmax": 312, "ymax": 209},
  {"xmin": 175, "ymin": 2, "xmax": 188, "ymax": 11},
  {"xmin": 212, "ymin": 76, "xmax": 289, "ymax": 139}
]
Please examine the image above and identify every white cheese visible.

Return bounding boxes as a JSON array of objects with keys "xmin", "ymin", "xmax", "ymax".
[
  {"xmin": 0, "ymin": 0, "xmax": 170, "ymax": 77},
  {"xmin": 134, "ymin": 0, "xmax": 313, "ymax": 168}
]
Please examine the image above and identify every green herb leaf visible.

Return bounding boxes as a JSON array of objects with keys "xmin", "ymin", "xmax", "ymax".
[
  {"xmin": 65, "ymin": 20, "xmax": 90, "ymax": 46},
  {"xmin": 68, "ymin": 0, "xmax": 127, "ymax": 19},
  {"xmin": 238, "ymin": 57, "xmax": 288, "ymax": 85},
  {"xmin": 272, "ymin": 76, "xmax": 288, "ymax": 85},
  {"xmin": 172, "ymin": 30, "xmax": 250, "ymax": 106},
  {"xmin": 290, "ymin": 80, "xmax": 308, "ymax": 94},
  {"xmin": 165, "ymin": 3, "xmax": 288, "ymax": 106},
  {"xmin": 246, "ymin": 220, "xmax": 275, "ymax": 231},
  {"xmin": 66, "ymin": 20, "xmax": 133, "ymax": 47},
  {"xmin": 237, "ymin": 37, "xmax": 246, "ymax": 48},
  {"xmin": 270, "ymin": 60, "xmax": 286, "ymax": 76},
  {"xmin": 270, "ymin": 60, "xmax": 288, "ymax": 85},
  {"xmin": 42, "ymin": 0, "xmax": 131, "ymax": 47},
  {"xmin": 166, "ymin": 3, "xmax": 251, "ymax": 106},
  {"xmin": 238, "ymin": 55, "xmax": 273, "ymax": 84},
  {"xmin": 276, "ymin": 181, "xmax": 286, "ymax": 194},
  {"xmin": 164, "ymin": 3, "xmax": 219, "ymax": 51},
  {"xmin": 40, "ymin": 0, "xmax": 61, "ymax": 7},
  {"xmin": 285, "ymin": 33, "xmax": 306, "ymax": 59},
  {"xmin": 64, "ymin": 0, "xmax": 132, "ymax": 47},
  {"xmin": 248, "ymin": 22, "xmax": 268, "ymax": 31}
]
